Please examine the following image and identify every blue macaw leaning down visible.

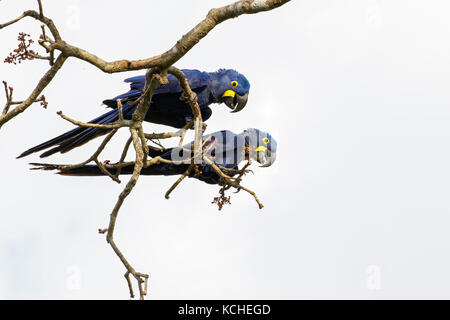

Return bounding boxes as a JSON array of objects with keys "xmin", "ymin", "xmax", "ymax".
[
  {"xmin": 18, "ymin": 69, "xmax": 250, "ymax": 158},
  {"xmin": 31, "ymin": 129, "xmax": 277, "ymax": 185}
]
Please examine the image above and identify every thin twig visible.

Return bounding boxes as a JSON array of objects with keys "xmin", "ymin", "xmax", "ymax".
[
  {"xmin": 115, "ymin": 137, "xmax": 133, "ymax": 178},
  {"xmin": 2, "ymin": 81, "xmax": 13, "ymax": 117},
  {"xmin": 0, "ymin": 54, "xmax": 67, "ymax": 129},
  {"xmin": 117, "ymin": 99, "xmax": 124, "ymax": 121},
  {"xmin": 37, "ymin": 0, "xmax": 44, "ymax": 17},
  {"xmin": 105, "ymin": 127, "xmax": 148, "ymax": 299},
  {"xmin": 165, "ymin": 164, "xmax": 195, "ymax": 199},
  {"xmin": 0, "ymin": 14, "xmax": 25, "ymax": 29},
  {"xmin": 204, "ymin": 156, "xmax": 264, "ymax": 209},
  {"xmin": 95, "ymin": 159, "xmax": 121, "ymax": 183},
  {"xmin": 56, "ymin": 110, "xmax": 130, "ymax": 129}
]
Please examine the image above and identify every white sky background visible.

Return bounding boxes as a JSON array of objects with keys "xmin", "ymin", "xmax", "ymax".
[{"xmin": 1, "ymin": 0, "xmax": 450, "ymax": 299}]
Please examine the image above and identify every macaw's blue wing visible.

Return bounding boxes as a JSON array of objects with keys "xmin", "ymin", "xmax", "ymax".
[
  {"xmin": 18, "ymin": 71, "xmax": 213, "ymax": 159},
  {"xmin": 181, "ymin": 130, "xmax": 247, "ymax": 167},
  {"xmin": 123, "ymin": 70, "xmax": 210, "ymax": 95},
  {"xmin": 102, "ymin": 69, "xmax": 213, "ymax": 128},
  {"xmin": 48, "ymin": 130, "xmax": 244, "ymax": 185}
]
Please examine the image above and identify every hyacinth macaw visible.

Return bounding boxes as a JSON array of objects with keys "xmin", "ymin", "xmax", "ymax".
[
  {"xmin": 31, "ymin": 128, "xmax": 277, "ymax": 185},
  {"xmin": 18, "ymin": 69, "xmax": 250, "ymax": 158}
]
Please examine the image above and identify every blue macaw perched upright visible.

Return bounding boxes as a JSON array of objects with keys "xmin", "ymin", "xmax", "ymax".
[
  {"xmin": 31, "ymin": 128, "xmax": 277, "ymax": 185},
  {"xmin": 18, "ymin": 69, "xmax": 250, "ymax": 158}
]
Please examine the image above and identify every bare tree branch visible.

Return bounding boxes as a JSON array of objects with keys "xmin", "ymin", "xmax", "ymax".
[
  {"xmin": 0, "ymin": 54, "xmax": 67, "ymax": 129},
  {"xmin": 0, "ymin": 14, "xmax": 26, "ymax": 29},
  {"xmin": 56, "ymin": 110, "xmax": 131, "ymax": 129},
  {"xmin": 44, "ymin": 0, "xmax": 289, "ymax": 73}
]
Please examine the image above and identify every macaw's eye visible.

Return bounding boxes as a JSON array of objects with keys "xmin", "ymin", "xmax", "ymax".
[
  {"xmin": 263, "ymin": 137, "xmax": 270, "ymax": 144},
  {"xmin": 231, "ymin": 81, "xmax": 238, "ymax": 87}
]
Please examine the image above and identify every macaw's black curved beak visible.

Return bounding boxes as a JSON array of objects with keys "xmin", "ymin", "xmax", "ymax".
[
  {"xmin": 254, "ymin": 147, "xmax": 276, "ymax": 168},
  {"xmin": 222, "ymin": 92, "xmax": 249, "ymax": 113},
  {"xmin": 259, "ymin": 149, "xmax": 277, "ymax": 167}
]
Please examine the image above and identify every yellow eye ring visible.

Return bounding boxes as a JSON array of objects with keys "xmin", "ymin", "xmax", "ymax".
[
  {"xmin": 231, "ymin": 81, "xmax": 238, "ymax": 87},
  {"xmin": 263, "ymin": 137, "xmax": 270, "ymax": 144}
]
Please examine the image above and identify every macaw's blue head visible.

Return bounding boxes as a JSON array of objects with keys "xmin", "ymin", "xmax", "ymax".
[
  {"xmin": 243, "ymin": 128, "xmax": 277, "ymax": 167},
  {"xmin": 211, "ymin": 69, "xmax": 250, "ymax": 113}
]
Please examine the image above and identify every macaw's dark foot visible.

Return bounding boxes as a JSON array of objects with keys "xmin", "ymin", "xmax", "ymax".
[
  {"xmin": 182, "ymin": 118, "xmax": 206, "ymax": 132},
  {"xmin": 217, "ymin": 181, "xmax": 242, "ymax": 194},
  {"xmin": 219, "ymin": 166, "xmax": 253, "ymax": 177},
  {"xmin": 179, "ymin": 91, "xmax": 198, "ymax": 104}
]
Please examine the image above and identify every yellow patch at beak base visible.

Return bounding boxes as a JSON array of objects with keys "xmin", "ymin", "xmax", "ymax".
[
  {"xmin": 222, "ymin": 90, "xmax": 236, "ymax": 98},
  {"xmin": 256, "ymin": 146, "xmax": 267, "ymax": 152}
]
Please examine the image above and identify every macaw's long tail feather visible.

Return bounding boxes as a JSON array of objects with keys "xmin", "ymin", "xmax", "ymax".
[
  {"xmin": 29, "ymin": 163, "xmax": 119, "ymax": 175},
  {"xmin": 17, "ymin": 105, "xmax": 135, "ymax": 159},
  {"xmin": 58, "ymin": 164, "xmax": 135, "ymax": 176},
  {"xmin": 30, "ymin": 162, "xmax": 188, "ymax": 177}
]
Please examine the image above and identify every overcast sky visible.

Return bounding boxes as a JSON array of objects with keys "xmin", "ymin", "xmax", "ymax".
[{"xmin": 2, "ymin": 0, "xmax": 450, "ymax": 299}]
